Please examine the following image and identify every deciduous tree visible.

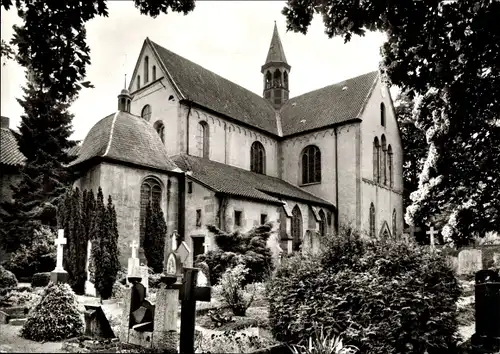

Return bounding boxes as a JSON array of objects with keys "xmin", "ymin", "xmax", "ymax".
[{"xmin": 282, "ymin": 0, "xmax": 500, "ymax": 246}]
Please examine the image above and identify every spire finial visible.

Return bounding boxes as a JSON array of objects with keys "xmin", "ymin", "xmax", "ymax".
[{"xmin": 124, "ymin": 74, "xmax": 127, "ymax": 89}]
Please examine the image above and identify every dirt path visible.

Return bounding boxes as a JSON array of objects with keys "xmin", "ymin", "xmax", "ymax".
[{"xmin": 0, "ymin": 325, "xmax": 64, "ymax": 353}]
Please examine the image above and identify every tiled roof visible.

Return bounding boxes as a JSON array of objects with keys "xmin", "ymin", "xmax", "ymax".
[
  {"xmin": 172, "ymin": 154, "xmax": 333, "ymax": 207},
  {"xmin": 149, "ymin": 39, "xmax": 279, "ymax": 135},
  {"xmin": 279, "ymin": 71, "xmax": 379, "ymax": 135},
  {"xmin": 264, "ymin": 23, "xmax": 288, "ymax": 65},
  {"xmin": 67, "ymin": 144, "xmax": 81, "ymax": 157},
  {"xmin": 0, "ymin": 127, "xmax": 26, "ymax": 167},
  {"xmin": 70, "ymin": 111, "xmax": 179, "ymax": 172}
]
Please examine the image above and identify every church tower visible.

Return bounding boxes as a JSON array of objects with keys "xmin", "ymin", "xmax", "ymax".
[
  {"xmin": 261, "ymin": 22, "xmax": 291, "ymax": 109},
  {"xmin": 118, "ymin": 76, "xmax": 132, "ymax": 113}
]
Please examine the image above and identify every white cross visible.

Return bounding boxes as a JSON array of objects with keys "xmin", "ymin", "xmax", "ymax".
[
  {"xmin": 54, "ymin": 229, "xmax": 67, "ymax": 272},
  {"xmin": 171, "ymin": 231, "xmax": 178, "ymax": 252},
  {"xmin": 426, "ymin": 226, "xmax": 439, "ymax": 249},
  {"xmin": 130, "ymin": 240, "xmax": 139, "ymax": 259}
]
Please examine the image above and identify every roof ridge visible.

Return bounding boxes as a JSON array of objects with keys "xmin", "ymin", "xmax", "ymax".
[
  {"xmin": 103, "ymin": 111, "xmax": 120, "ymax": 157},
  {"xmin": 287, "ymin": 70, "xmax": 379, "ymax": 102},
  {"xmin": 149, "ymin": 39, "xmax": 273, "ymax": 108}
]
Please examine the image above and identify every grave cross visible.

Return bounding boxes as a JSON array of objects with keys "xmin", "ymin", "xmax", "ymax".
[
  {"xmin": 203, "ymin": 237, "xmax": 210, "ymax": 253},
  {"xmin": 426, "ymin": 226, "xmax": 439, "ymax": 249},
  {"xmin": 130, "ymin": 240, "xmax": 139, "ymax": 259},
  {"xmin": 55, "ymin": 229, "xmax": 67, "ymax": 272}
]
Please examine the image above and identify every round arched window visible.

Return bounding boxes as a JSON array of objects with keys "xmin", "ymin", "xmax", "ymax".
[{"xmin": 141, "ymin": 105, "xmax": 152, "ymax": 121}]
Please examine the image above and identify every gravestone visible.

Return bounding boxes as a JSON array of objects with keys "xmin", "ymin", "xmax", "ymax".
[
  {"xmin": 85, "ymin": 240, "xmax": 97, "ymax": 296},
  {"xmin": 458, "ymin": 249, "xmax": 483, "ymax": 275},
  {"xmin": 84, "ymin": 305, "xmax": 115, "ymax": 339},
  {"xmin": 127, "ymin": 240, "xmax": 149, "ymax": 292},
  {"xmin": 426, "ymin": 226, "xmax": 439, "ymax": 249},
  {"xmin": 51, "ymin": 229, "xmax": 68, "ymax": 284},
  {"xmin": 447, "ymin": 256, "xmax": 459, "ymax": 273},
  {"xmin": 127, "ymin": 240, "xmax": 140, "ymax": 280}
]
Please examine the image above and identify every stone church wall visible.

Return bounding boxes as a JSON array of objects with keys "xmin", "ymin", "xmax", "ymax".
[
  {"xmin": 359, "ymin": 79, "xmax": 404, "ymax": 237},
  {"xmin": 74, "ymin": 161, "xmax": 180, "ymax": 267},
  {"xmin": 185, "ymin": 106, "xmax": 280, "ymax": 178}
]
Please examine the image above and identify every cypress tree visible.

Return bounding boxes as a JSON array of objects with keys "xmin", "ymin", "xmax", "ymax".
[
  {"xmin": 106, "ymin": 195, "xmax": 120, "ymax": 284},
  {"xmin": 144, "ymin": 199, "xmax": 167, "ymax": 273},
  {"xmin": 89, "ymin": 188, "xmax": 105, "ymax": 296}
]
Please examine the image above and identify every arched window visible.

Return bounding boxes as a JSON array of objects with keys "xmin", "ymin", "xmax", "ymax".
[
  {"xmin": 141, "ymin": 105, "xmax": 152, "ymax": 121},
  {"xmin": 140, "ymin": 177, "xmax": 162, "ymax": 246},
  {"xmin": 318, "ymin": 209, "xmax": 327, "ymax": 237},
  {"xmin": 301, "ymin": 145, "xmax": 321, "ymax": 184},
  {"xmin": 291, "ymin": 205, "xmax": 303, "ymax": 251},
  {"xmin": 250, "ymin": 141, "xmax": 266, "ymax": 174},
  {"xmin": 265, "ymin": 71, "xmax": 272, "ymax": 89},
  {"xmin": 154, "ymin": 120, "xmax": 165, "ymax": 143},
  {"xmin": 392, "ymin": 209, "xmax": 397, "ymax": 238},
  {"xmin": 373, "ymin": 137, "xmax": 380, "ymax": 183},
  {"xmin": 152, "ymin": 65, "xmax": 156, "ymax": 81},
  {"xmin": 381, "ymin": 135, "xmax": 387, "ymax": 185},
  {"xmin": 137, "ymin": 75, "xmax": 141, "ymax": 90},
  {"xmin": 197, "ymin": 121, "xmax": 209, "ymax": 158},
  {"xmin": 380, "ymin": 103, "xmax": 386, "ymax": 127},
  {"xmin": 369, "ymin": 203, "xmax": 375, "ymax": 237},
  {"xmin": 144, "ymin": 56, "xmax": 149, "ymax": 84},
  {"xmin": 284, "ymin": 71, "xmax": 289, "ymax": 89},
  {"xmin": 273, "ymin": 69, "xmax": 282, "ymax": 88},
  {"xmin": 388, "ymin": 145, "xmax": 393, "ymax": 188}
]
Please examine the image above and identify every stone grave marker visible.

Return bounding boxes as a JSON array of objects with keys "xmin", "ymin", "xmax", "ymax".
[
  {"xmin": 493, "ymin": 253, "xmax": 500, "ymax": 268},
  {"xmin": 426, "ymin": 226, "xmax": 439, "ymax": 249},
  {"xmin": 84, "ymin": 305, "xmax": 115, "ymax": 339},
  {"xmin": 458, "ymin": 249, "xmax": 483, "ymax": 275},
  {"xmin": 127, "ymin": 240, "xmax": 149, "ymax": 292},
  {"xmin": 51, "ymin": 229, "xmax": 68, "ymax": 284}
]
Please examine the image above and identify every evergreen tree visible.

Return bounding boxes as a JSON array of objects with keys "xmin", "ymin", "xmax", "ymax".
[
  {"xmin": 90, "ymin": 188, "xmax": 119, "ymax": 300},
  {"xmin": 144, "ymin": 199, "xmax": 167, "ymax": 273}
]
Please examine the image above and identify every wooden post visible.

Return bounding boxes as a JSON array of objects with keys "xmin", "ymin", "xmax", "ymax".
[{"xmin": 180, "ymin": 268, "xmax": 198, "ymax": 354}]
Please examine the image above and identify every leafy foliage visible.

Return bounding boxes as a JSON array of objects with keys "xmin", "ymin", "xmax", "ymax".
[
  {"xmin": 219, "ymin": 264, "xmax": 255, "ymax": 316},
  {"xmin": 195, "ymin": 329, "xmax": 276, "ymax": 354},
  {"xmin": 144, "ymin": 199, "xmax": 167, "ymax": 273},
  {"xmin": 90, "ymin": 188, "xmax": 121, "ymax": 300},
  {"xmin": 208, "ymin": 308, "xmax": 235, "ymax": 328},
  {"xmin": 0, "ymin": 265, "xmax": 18, "ymax": 289},
  {"xmin": 21, "ymin": 282, "xmax": 84, "ymax": 342},
  {"xmin": 290, "ymin": 327, "xmax": 358, "ymax": 354},
  {"xmin": 282, "ymin": 0, "xmax": 500, "ymax": 245},
  {"xmin": 31, "ymin": 272, "xmax": 51, "ymax": 288},
  {"xmin": 268, "ymin": 226, "xmax": 461, "ymax": 354},
  {"xmin": 195, "ymin": 224, "xmax": 274, "ymax": 285},
  {"xmin": 3, "ymin": 226, "xmax": 56, "ymax": 279}
]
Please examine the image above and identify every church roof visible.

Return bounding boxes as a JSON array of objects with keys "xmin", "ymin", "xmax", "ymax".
[
  {"xmin": 149, "ymin": 39, "xmax": 279, "ymax": 135},
  {"xmin": 172, "ymin": 154, "xmax": 334, "ymax": 207},
  {"xmin": 69, "ymin": 111, "xmax": 179, "ymax": 172},
  {"xmin": 1, "ymin": 120, "xmax": 26, "ymax": 167},
  {"xmin": 264, "ymin": 22, "xmax": 288, "ymax": 66},
  {"xmin": 280, "ymin": 71, "xmax": 379, "ymax": 136}
]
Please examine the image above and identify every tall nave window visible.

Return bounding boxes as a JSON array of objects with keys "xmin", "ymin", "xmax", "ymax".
[
  {"xmin": 301, "ymin": 145, "xmax": 321, "ymax": 184},
  {"xmin": 250, "ymin": 141, "xmax": 266, "ymax": 174}
]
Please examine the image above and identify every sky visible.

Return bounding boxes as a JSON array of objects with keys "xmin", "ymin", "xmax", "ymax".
[{"xmin": 1, "ymin": 1, "xmax": 388, "ymax": 142}]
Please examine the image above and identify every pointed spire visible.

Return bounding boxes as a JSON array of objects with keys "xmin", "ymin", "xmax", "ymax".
[
  {"xmin": 265, "ymin": 22, "xmax": 288, "ymax": 65},
  {"xmin": 124, "ymin": 74, "xmax": 127, "ymax": 89}
]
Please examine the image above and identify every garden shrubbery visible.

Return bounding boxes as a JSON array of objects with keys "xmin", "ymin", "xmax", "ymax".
[
  {"xmin": 268, "ymin": 226, "xmax": 462, "ymax": 354},
  {"xmin": 0, "ymin": 265, "xmax": 18, "ymax": 289},
  {"xmin": 21, "ymin": 282, "xmax": 84, "ymax": 341},
  {"xmin": 195, "ymin": 224, "xmax": 274, "ymax": 285},
  {"xmin": 218, "ymin": 264, "xmax": 255, "ymax": 316},
  {"xmin": 31, "ymin": 272, "xmax": 51, "ymax": 287},
  {"xmin": 3, "ymin": 226, "xmax": 56, "ymax": 279}
]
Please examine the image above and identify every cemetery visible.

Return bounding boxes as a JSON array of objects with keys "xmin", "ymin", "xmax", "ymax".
[{"xmin": 0, "ymin": 218, "xmax": 499, "ymax": 354}]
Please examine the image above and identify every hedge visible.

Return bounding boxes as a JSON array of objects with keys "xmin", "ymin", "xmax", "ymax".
[
  {"xmin": 31, "ymin": 272, "xmax": 51, "ymax": 288},
  {"xmin": 0, "ymin": 265, "xmax": 18, "ymax": 289},
  {"xmin": 268, "ymin": 228, "xmax": 462, "ymax": 354}
]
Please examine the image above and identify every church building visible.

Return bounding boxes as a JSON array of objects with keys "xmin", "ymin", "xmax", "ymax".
[{"xmin": 64, "ymin": 24, "xmax": 403, "ymax": 266}]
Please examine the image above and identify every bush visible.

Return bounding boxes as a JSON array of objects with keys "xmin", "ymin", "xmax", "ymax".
[
  {"xmin": 289, "ymin": 327, "xmax": 358, "ymax": 354},
  {"xmin": 31, "ymin": 272, "xmax": 51, "ymax": 287},
  {"xmin": 195, "ymin": 329, "xmax": 275, "ymax": 353},
  {"xmin": 268, "ymin": 226, "xmax": 462, "ymax": 354},
  {"xmin": 144, "ymin": 199, "xmax": 167, "ymax": 273},
  {"xmin": 195, "ymin": 224, "xmax": 275, "ymax": 285},
  {"xmin": 21, "ymin": 282, "xmax": 84, "ymax": 341},
  {"xmin": 4, "ymin": 226, "xmax": 56, "ymax": 279},
  {"xmin": 219, "ymin": 265, "xmax": 255, "ymax": 316},
  {"xmin": 149, "ymin": 273, "xmax": 163, "ymax": 289},
  {"xmin": 0, "ymin": 289, "xmax": 42, "ymax": 308},
  {"xmin": 111, "ymin": 281, "xmax": 127, "ymax": 300},
  {"xmin": 0, "ymin": 265, "xmax": 18, "ymax": 289}
]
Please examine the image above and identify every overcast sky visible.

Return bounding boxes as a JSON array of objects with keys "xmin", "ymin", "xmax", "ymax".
[{"xmin": 1, "ymin": 1, "xmax": 388, "ymax": 141}]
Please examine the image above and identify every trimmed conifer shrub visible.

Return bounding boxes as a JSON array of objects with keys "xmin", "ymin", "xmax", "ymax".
[
  {"xmin": 90, "ymin": 189, "xmax": 120, "ymax": 300},
  {"xmin": 0, "ymin": 265, "xmax": 18, "ymax": 289},
  {"xmin": 144, "ymin": 199, "xmax": 167, "ymax": 273},
  {"xmin": 268, "ymin": 226, "xmax": 461, "ymax": 354},
  {"xmin": 195, "ymin": 224, "xmax": 274, "ymax": 285},
  {"xmin": 21, "ymin": 282, "xmax": 83, "ymax": 341}
]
